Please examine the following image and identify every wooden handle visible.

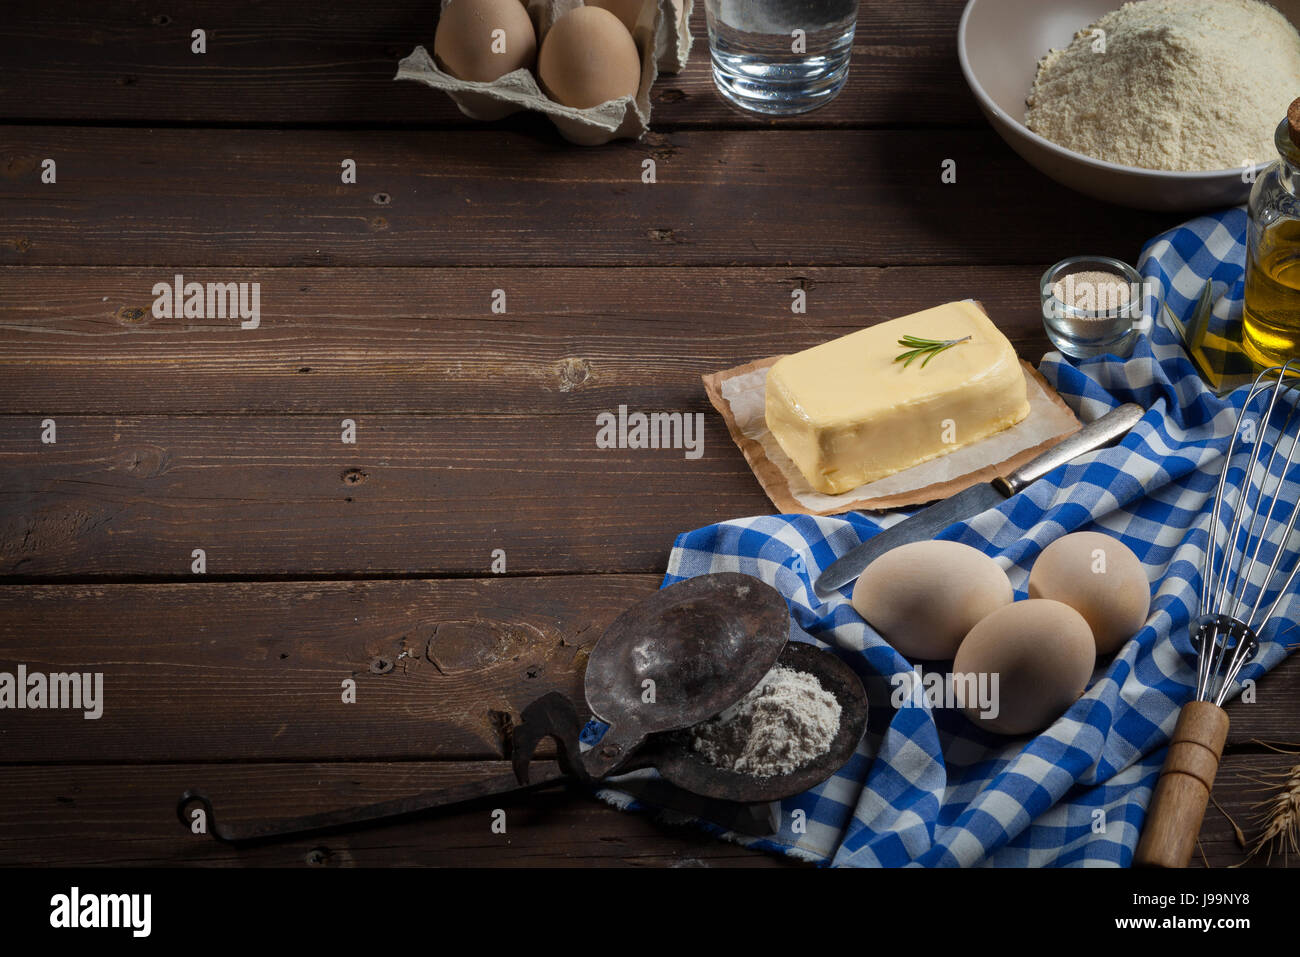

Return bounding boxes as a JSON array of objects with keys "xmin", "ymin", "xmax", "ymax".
[{"xmin": 1134, "ymin": 701, "xmax": 1229, "ymax": 868}]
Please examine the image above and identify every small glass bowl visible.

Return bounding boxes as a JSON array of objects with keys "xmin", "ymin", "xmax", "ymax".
[{"xmin": 1041, "ymin": 256, "xmax": 1143, "ymax": 359}]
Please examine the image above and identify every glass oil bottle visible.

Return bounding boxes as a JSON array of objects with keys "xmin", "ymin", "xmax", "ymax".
[{"xmin": 1243, "ymin": 98, "xmax": 1300, "ymax": 367}]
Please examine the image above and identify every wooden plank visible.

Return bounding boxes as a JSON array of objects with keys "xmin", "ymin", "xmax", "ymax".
[
  {"xmin": 0, "ymin": 127, "xmax": 1174, "ymax": 267},
  {"xmin": 1225, "ymin": 658, "xmax": 1300, "ymax": 749},
  {"xmin": 0, "ymin": 577, "xmax": 659, "ymax": 762},
  {"xmin": 0, "ymin": 761, "xmax": 802, "ymax": 866},
  {"xmin": 0, "ymin": 753, "xmax": 1293, "ymax": 867},
  {"xmin": 0, "ymin": 413, "xmax": 770, "ymax": 577},
  {"xmin": 0, "ymin": 265, "xmax": 1060, "ymax": 414},
  {"xmin": 0, "ymin": 1, "xmax": 983, "ymax": 129},
  {"xmin": 0, "ymin": 573, "xmax": 1293, "ymax": 865},
  {"xmin": 0, "ymin": 577, "xmax": 1297, "ymax": 763}
]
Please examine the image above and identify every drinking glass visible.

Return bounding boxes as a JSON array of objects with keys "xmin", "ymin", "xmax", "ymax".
[{"xmin": 704, "ymin": 0, "xmax": 859, "ymax": 115}]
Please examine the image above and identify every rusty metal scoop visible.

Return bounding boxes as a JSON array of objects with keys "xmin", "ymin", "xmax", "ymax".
[
  {"xmin": 178, "ymin": 573, "xmax": 868, "ymax": 842},
  {"xmin": 513, "ymin": 573, "xmax": 868, "ymax": 804},
  {"xmin": 577, "ymin": 572, "xmax": 791, "ymax": 779}
]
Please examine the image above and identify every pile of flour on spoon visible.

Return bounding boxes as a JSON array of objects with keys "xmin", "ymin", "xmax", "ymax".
[
  {"xmin": 1025, "ymin": 0, "xmax": 1300, "ymax": 171},
  {"xmin": 691, "ymin": 665, "xmax": 841, "ymax": 777}
]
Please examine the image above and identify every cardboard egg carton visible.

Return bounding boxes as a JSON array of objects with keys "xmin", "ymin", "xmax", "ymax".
[{"xmin": 395, "ymin": 0, "xmax": 694, "ymax": 146}]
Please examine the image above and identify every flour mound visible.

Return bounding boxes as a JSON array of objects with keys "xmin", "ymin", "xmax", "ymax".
[
  {"xmin": 1025, "ymin": 0, "xmax": 1300, "ymax": 172},
  {"xmin": 691, "ymin": 664, "xmax": 842, "ymax": 778}
]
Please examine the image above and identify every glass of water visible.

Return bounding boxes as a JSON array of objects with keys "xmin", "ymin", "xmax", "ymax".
[{"xmin": 704, "ymin": 0, "xmax": 858, "ymax": 115}]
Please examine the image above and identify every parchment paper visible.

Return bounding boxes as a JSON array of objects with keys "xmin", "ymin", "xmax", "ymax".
[{"xmin": 702, "ymin": 356, "xmax": 1082, "ymax": 515}]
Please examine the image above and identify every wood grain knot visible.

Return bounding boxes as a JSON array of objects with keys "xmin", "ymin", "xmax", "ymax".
[
  {"xmin": 2, "ymin": 154, "xmax": 39, "ymax": 179},
  {"xmin": 369, "ymin": 656, "xmax": 394, "ymax": 674},
  {"xmin": 426, "ymin": 620, "xmax": 540, "ymax": 673},
  {"xmin": 340, "ymin": 467, "xmax": 368, "ymax": 486},
  {"xmin": 644, "ymin": 132, "xmax": 678, "ymax": 161},
  {"xmin": 116, "ymin": 306, "xmax": 149, "ymax": 325},
  {"xmin": 304, "ymin": 847, "xmax": 331, "ymax": 865},
  {"xmin": 0, "ymin": 505, "xmax": 113, "ymax": 563},
  {"xmin": 116, "ymin": 444, "xmax": 169, "ymax": 478},
  {"xmin": 372, "ymin": 192, "xmax": 391, "ymax": 206},
  {"xmin": 551, "ymin": 357, "xmax": 592, "ymax": 392}
]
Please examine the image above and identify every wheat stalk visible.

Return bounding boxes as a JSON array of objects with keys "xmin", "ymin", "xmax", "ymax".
[{"xmin": 1241, "ymin": 743, "xmax": 1300, "ymax": 866}]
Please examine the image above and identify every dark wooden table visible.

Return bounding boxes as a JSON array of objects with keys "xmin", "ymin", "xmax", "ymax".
[{"xmin": 0, "ymin": 0, "xmax": 1294, "ymax": 868}]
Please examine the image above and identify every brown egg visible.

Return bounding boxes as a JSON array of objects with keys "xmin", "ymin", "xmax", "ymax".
[
  {"xmin": 588, "ymin": 0, "xmax": 645, "ymax": 35},
  {"xmin": 434, "ymin": 0, "xmax": 537, "ymax": 83},
  {"xmin": 953, "ymin": 599, "xmax": 1096, "ymax": 736},
  {"xmin": 1028, "ymin": 531, "xmax": 1151, "ymax": 655},
  {"xmin": 851, "ymin": 540, "xmax": 1013, "ymax": 660},
  {"xmin": 538, "ymin": 6, "xmax": 642, "ymax": 109}
]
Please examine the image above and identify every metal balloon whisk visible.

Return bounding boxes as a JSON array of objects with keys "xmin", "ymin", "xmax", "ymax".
[
  {"xmin": 1137, "ymin": 360, "xmax": 1300, "ymax": 869},
  {"xmin": 1194, "ymin": 360, "xmax": 1300, "ymax": 704}
]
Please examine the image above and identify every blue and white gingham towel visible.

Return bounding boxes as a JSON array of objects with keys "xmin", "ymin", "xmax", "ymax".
[{"xmin": 590, "ymin": 208, "xmax": 1300, "ymax": 866}]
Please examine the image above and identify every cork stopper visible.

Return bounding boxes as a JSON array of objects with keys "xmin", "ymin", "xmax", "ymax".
[{"xmin": 1290, "ymin": 97, "xmax": 1300, "ymax": 149}]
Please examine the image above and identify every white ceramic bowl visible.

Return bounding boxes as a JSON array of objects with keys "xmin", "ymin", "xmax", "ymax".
[{"xmin": 958, "ymin": 0, "xmax": 1298, "ymax": 211}]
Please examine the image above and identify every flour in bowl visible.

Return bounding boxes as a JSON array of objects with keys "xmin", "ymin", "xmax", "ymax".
[
  {"xmin": 691, "ymin": 664, "xmax": 841, "ymax": 777},
  {"xmin": 1025, "ymin": 0, "xmax": 1300, "ymax": 172}
]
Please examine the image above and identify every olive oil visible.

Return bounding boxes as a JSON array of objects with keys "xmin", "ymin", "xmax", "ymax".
[
  {"xmin": 1242, "ymin": 100, "xmax": 1300, "ymax": 369},
  {"xmin": 1243, "ymin": 220, "xmax": 1300, "ymax": 367}
]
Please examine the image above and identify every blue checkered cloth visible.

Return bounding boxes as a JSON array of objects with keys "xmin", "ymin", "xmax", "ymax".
[
  {"xmin": 1141, "ymin": 207, "xmax": 1260, "ymax": 391},
  {"xmin": 588, "ymin": 208, "xmax": 1300, "ymax": 866}
]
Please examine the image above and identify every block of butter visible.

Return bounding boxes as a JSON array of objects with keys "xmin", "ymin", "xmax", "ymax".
[{"xmin": 764, "ymin": 302, "xmax": 1031, "ymax": 495}]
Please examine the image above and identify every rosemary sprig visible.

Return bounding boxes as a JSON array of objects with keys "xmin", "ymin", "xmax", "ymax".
[{"xmin": 894, "ymin": 334, "xmax": 972, "ymax": 369}]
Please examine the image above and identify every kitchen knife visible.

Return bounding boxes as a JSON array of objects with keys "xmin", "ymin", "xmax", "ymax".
[{"xmin": 813, "ymin": 403, "xmax": 1145, "ymax": 597}]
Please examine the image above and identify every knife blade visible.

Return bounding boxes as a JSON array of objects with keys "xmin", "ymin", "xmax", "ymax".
[{"xmin": 813, "ymin": 403, "xmax": 1145, "ymax": 597}]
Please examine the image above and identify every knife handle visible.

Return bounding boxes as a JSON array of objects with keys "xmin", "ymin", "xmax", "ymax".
[{"xmin": 997, "ymin": 403, "xmax": 1144, "ymax": 496}]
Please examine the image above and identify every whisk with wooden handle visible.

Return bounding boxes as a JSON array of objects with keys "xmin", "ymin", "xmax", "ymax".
[{"xmin": 1135, "ymin": 361, "xmax": 1300, "ymax": 869}]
